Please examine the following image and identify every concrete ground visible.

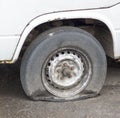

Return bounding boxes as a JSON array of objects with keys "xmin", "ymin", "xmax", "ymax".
[{"xmin": 0, "ymin": 61, "xmax": 120, "ymax": 118}]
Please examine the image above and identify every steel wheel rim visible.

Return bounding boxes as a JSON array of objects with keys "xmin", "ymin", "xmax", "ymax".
[{"xmin": 42, "ymin": 47, "xmax": 92, "ymax": 98}]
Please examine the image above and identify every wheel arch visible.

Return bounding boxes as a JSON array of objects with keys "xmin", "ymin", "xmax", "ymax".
[{"xmin": 12, "ymin": 11, "xmax": 116, "ymax": 62}]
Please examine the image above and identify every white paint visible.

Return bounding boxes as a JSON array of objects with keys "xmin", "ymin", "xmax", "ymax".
[
  {"xmin": 0, "ymin": 1, "xmax": 120, "ymax": 61},
  {"xmin": 0, "ymin": 0, "xmax": 119, "ymax": 36},
  {"xmin": 114, "ymin": 30, "xmax": 120, "ymax": 58},
  {"xmin": 0, "ymin": 36, "xmax": 19, "ymax": 60}
]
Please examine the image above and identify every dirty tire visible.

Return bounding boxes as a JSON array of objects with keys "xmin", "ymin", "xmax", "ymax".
[{"xmin": 20, "ymin": 26, "xmax": 107, "ymax": 101}]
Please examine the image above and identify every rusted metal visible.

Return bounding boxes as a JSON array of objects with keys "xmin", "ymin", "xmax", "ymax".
[{"xmin": 0, "ymin": 60, "xmax": 13, "ymax": 64}]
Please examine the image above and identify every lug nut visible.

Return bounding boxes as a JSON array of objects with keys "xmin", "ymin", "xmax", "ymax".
[
  {"xmin": 57, "ymin": 69, "xmax": 61, "ymax": 73},
  {"xmin": 71, "ymin": 67, "xmax": 74, "ymax": 70},
  {"xmin": 63, "ymin": 63, "xmax": 67, "ymax": 66}
]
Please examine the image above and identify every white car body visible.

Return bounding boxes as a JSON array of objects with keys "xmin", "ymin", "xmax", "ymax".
[{"xmin": 0, "ymin": 0, "xmax": 120, "ymax": 62}]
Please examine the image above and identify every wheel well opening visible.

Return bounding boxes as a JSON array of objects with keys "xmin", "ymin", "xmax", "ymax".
[{"xmin": 20, "ymin": 19, "xmax": 114, "ymax": 59}]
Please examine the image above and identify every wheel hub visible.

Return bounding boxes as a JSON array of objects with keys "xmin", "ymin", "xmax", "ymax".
[{"xmin": 47, "ymin": 52, "xmax": 84, "ymax": 89}]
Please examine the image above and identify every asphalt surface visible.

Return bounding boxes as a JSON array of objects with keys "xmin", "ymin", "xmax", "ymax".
[{"xmin": 0, "ymin": 61, "xmax": 120, "ymax": 118}]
